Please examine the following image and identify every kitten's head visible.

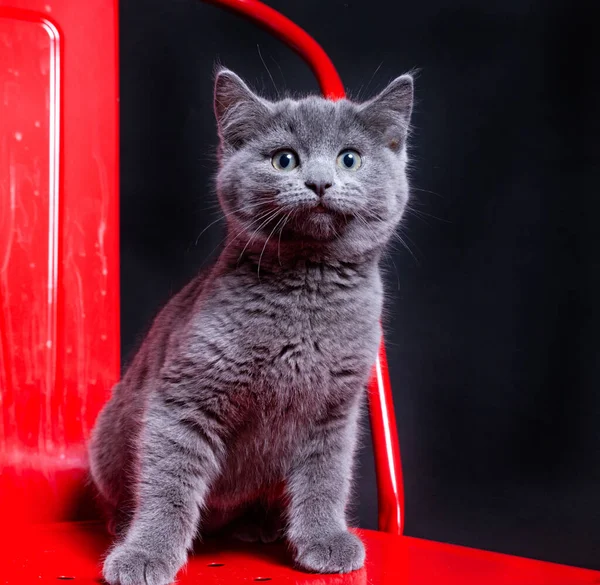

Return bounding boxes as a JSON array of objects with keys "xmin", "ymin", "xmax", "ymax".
[{"xmin": 214, "ymin": 68, "xmax": 413, "ymax": 260}]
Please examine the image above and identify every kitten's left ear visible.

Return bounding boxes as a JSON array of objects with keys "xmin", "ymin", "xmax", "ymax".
[
  {"xmin": 359, "ymin": 75, "xmax": 414, "ymax": 151},
  {"xmin": 214, "ymin": 68, "xmax": 272, "ymax": 149}
]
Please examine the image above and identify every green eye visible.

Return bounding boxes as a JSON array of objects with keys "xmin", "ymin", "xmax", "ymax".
[
  {"xmin": 272, "ymin": 150, "xmax": 299, "ymax": 171},
  {"xmin": 337, "ymin": 149, "xmax": 362, "ymax": 171}
]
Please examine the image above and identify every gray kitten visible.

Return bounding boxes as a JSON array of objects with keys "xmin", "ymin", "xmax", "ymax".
[{"xmin": 89, "ymin": 67, "xmax": 413, "ymax": 585}]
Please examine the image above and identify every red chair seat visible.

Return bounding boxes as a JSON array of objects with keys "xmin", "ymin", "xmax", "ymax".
[{"xmin": 5, "ymin": 522, "xmax": 599, "ymax": 585}]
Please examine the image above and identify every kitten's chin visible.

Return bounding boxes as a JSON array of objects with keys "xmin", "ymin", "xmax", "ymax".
[{"xmin": 287, "ymin": 212, "xmax": 348, "ymax": 242}]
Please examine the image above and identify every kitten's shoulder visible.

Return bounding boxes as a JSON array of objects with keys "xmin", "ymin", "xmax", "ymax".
[{"xmin": 123, "ymin": 263, "xmax": 216, "ymax": 377}]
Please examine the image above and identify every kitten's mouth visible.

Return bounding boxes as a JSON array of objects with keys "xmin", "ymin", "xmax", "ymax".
[{"xmin": 272, "ymin": 201, "xmax": 351, "ymax": 242}]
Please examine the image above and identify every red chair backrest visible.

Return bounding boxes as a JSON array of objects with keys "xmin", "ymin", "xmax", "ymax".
[
  {"xmin": 0, "ymin": 0, "xmax": 403, "ymax": 534},
  {"xmin": 0, "ymin": 0, "xmax": 120, "ymax": 523}
]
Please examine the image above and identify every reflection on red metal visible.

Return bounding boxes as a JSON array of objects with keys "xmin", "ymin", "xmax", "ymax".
[
  {"xmin": 7, "ymin": 521, "xmax": 600, "ymax": 585},
  {"xmin": 204, "ymin": 0, "xmax": 345, "ymax": 100},
  {"xmin": 369, "ymin": 342, "xmax": 404, "ymax": 534},
  {"xmin": 0, "ymin": 0, "xmax": 120, "ymax": 523},
  {"xmin": 2, "ymin": 0, "xmax": 600, "ymax": 583},
  {"xmin": 204, "ymin": 0, "xmax": 404, "ymax": 536}
]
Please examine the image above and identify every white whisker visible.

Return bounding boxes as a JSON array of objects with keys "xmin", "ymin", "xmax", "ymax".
[
  {"xmin": 237, "ymin": 208, "xmax": 282, "ymax": 265},
  {"xmin": 277, "ymin": 211, "xmax": 294, "ymax": 266},
  {"xmin": 258, "ymin": 213, "xmax": 288, "ymax": 280},
  {"xmin": 194, "ymin": 200, "xmax": 271, "ymax": 246}
]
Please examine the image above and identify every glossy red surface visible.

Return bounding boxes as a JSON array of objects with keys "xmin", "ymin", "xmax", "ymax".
[
  {"xmin": 369, "ymin": 343, "xmax": 404, "ymax": 535},
  {"xmin": 0, "ymin": 0, "xmax": 120, "ymax": 523},
  {"xmin": 1, "ymin": 1, "xmax": 599, "ymax": 583},
  {"xmin": 5, "ymin": 521, "xmax": 600, "ymax": 585}
]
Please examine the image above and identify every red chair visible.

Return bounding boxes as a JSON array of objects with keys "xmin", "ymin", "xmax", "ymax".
[{"xmin": 1, "ymin": 1, "xmax": 598, "ymax": 583}]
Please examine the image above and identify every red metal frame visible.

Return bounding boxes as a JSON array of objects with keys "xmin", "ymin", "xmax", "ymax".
[
  {"xmin": 369, "ymin": 342, "xmax": 404, "ymax": 534},
  {"xmin": 0, "ymin": 0, "xmax": 120, "ymax": 523},
  {"xmin": 3, "ymin": 1, "xmax": 600, "ymax": 583},
  {"xmin": 205, "ymin": 0, "xmax": 345, "ymax": 100}
]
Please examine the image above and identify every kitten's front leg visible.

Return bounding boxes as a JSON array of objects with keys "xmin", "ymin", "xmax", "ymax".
[
  {"xmin": 103, "ymin": 396, "xmax": 224, "ymax": 585},
  {"xmin": 286, "ymin": 404, "xmax": 365, "ymax": 574}
]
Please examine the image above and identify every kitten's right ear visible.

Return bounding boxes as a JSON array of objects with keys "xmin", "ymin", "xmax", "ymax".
[{"xmin": 214, "ymin": 68, "xmax": 271, "ymax": 149}]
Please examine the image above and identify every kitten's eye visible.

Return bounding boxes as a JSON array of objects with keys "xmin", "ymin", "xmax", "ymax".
[
  {"xmin": 271, "ymin": 150, "xmax": 299, "ymax": 171},
  {"xmin": 337, "ymin": 149, "xmax": 362, "ymax": 171}
]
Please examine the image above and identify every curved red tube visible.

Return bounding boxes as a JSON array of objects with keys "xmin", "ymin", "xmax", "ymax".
[
  {"xmin": 369, "ymin": 341, "xmax": 404, "ymax": 534},
  {"xmin": 203, "ymin": 0, "xmax": 345, "ymax": 100},
  {"xmin": 203, "ymin": 0, "xmax": 403, "ymax": 535}
]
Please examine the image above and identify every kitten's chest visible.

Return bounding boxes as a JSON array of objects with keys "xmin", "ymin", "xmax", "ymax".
[
  {"xmin": 236, "ymin": 276, "xmax": 381, "ymax": 396},
  {"xmin": 195, "ymin": 262, "xmax": 382, "ymax": 405}
]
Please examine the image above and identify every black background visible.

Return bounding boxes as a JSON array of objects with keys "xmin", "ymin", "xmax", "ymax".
[{"xmin": 120, "ymin": 0, "xmax": 600, "ymax": 569}]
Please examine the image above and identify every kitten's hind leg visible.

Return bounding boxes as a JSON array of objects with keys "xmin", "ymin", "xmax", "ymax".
[
  {"xmin": 105, "ymin": 498, "xmax": 134, "ymax": 538},
  {"xmin": 88, "ymin": 383, "xmax": 136, "ymax": 537}
]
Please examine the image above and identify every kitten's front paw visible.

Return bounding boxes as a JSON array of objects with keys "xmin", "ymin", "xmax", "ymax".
[
  {"xmin": 103, "ymin": 543, "xmax": 183, "ymax": 585},
  {"xmin": 294, "ymin": 531, "xmax": 365, "ymax": 574}
]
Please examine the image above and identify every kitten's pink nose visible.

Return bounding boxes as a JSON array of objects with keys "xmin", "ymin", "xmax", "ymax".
[{"xmin": 305, "ymin": 181, "xmax": 332, "ymax": 198}]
